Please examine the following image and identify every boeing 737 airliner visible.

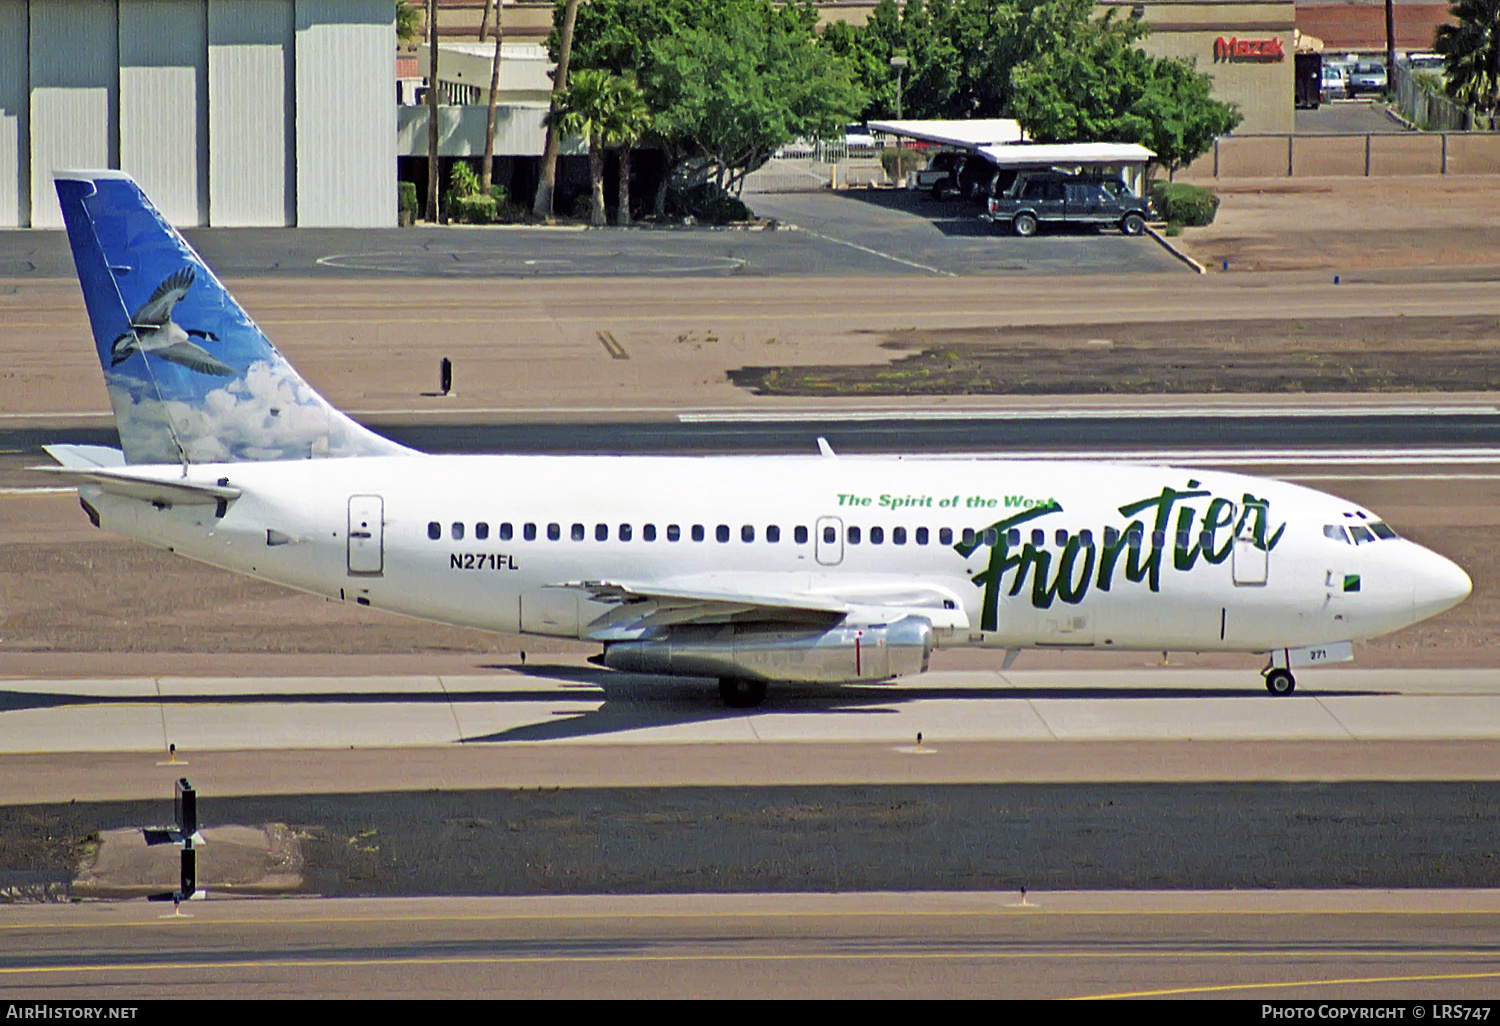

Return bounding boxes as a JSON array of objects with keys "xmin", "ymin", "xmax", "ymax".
[{"xmin": 45, "ymin": 171, "xmax": 1472, "ymax": 707}]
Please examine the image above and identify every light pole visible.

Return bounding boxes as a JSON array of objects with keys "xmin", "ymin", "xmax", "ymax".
[{"xmin": 890, "ymin": 55, "xmax": 909, "ymax": 120}]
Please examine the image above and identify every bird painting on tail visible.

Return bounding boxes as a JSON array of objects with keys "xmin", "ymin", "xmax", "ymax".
[{"xmin": 111, "ymin": 268, "xmax": 235, "ymax": 377}]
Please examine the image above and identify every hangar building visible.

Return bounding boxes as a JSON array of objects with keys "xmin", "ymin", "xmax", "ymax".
[{"xmin": 1, "ymin": 0, "xmax": 397, "ymax": 228}]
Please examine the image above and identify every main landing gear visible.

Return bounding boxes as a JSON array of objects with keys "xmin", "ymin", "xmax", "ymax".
[
  {"xmin": 719, "ymin": 677, "xmax": 768, "ymax": 709},
  {"xmin": 1263, "ymin": 667, "xmax": 1296, "ymax": 696}
]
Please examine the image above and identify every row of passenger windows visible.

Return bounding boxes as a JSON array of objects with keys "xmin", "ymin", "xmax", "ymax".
[
  {"xmin": 428, "ymin": 520, "xmax": 1242, "ymax": 550},
  {"xmin": 1324, "ymin": 522, "xmax": 1398, "ymax": 545}
]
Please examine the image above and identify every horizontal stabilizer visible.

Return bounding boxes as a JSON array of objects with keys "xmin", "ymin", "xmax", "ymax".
[
  {"xmin": 33, "ymin": 464, "xmax": 241, "ymax": 507},
  {"xmin": 42, "ymin": 443, "xmax": 126, "ymax": 469}
]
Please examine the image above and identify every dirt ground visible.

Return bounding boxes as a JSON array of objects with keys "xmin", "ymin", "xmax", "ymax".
[
  {"xmin": 4, "ymin": 782, "xmax": 1497, "ymax": 899},
  {"xmin": 1175, "ymin": 176, "xmax": 1500, "ymax": 274},
  {"xmin": 731, "ymin": 314, "xmax": 1500, "ymax": 396}
]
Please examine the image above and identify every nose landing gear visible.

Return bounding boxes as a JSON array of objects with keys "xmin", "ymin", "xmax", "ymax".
[{"xmin": 1263, "ymin": 668, "xmax": 1296, "ymax": 696}]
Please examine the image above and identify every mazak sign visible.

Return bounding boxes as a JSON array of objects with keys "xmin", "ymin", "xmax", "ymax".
[{"xmin": 1213, "ymin": 36, "xmax": 1285, "ymax": 62}]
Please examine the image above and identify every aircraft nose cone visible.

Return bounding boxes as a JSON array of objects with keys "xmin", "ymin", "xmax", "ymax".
[{"xmin": 1412, "ymin": 553, "xmax": 1472, "ymax": 620}]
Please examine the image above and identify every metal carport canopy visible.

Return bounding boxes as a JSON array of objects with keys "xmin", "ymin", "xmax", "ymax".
[
  {"xmin": 867, "ymin": 119, "xmax": 1024, "ymax": 148},
  {"xmin": 975, "ymin": 142, "xmax": 1155, "ymax": 166}
]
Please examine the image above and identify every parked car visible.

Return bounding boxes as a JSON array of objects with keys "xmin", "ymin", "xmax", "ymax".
[
  {"xmin": 1321, "ymin": 64, "xmax": 1348, "ymax": 101},
  {"xmin": 915, "ymin": 152, "xmax": 1003, "ymax": 203},
  {"xmin": 983, "ymin": 172, "xmax": 1155, "ymax": 237},
  {"xmin": 1405, "ymin": 51, "xmax": 1447, "ymax": 84},
  {"xmin": 844, "ymin": 123, "xmax": 877, "ymax": 151},
  {"xmin": 914, "ymin": 151, "xmax": 965, "ymax": 198},
  {"xmin": 1348, "ymin": 60, "xmax": 1387, "ymax": 96}
]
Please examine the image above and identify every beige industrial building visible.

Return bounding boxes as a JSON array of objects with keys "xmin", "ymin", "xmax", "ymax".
[
  {"xmin": 1, "ymin": 0, "xmax": 397, "ymax": 228},
  {"xmin": 1120, "ymin": 1, "xmax": 1296, "ymax": 134}
]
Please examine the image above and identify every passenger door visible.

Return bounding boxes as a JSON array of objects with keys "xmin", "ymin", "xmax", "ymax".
[
  {"xmin": 1065, "ymin": 182, "xmax": 1104, "ymax": 224},
  {"xmin": 347, "ymin": 495, "xmax": 384, "ymax": 575},
  {"xmin": 1038, "ymin": 180, "xmax": 1066, "ymax": 222}
]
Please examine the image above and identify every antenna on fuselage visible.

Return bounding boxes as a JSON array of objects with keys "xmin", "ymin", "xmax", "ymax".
[{"xmin": 816, "ymin": 437, "xmax": 836, "ymax": 458}]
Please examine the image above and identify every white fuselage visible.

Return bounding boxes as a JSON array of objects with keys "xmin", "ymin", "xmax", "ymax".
[{"xmin": 77, "ymin": 454, "xmax": 1471, "ymax": 665}]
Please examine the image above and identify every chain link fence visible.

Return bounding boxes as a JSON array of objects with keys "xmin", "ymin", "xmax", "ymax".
[{"xmin": 1392, "ymin": 61, "xmax": 1494, "ymax": 132}]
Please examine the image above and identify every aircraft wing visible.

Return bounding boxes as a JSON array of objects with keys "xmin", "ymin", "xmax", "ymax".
[
  {"xmin": 568, "ymin": 579, "xmax": 850, "ymax": 638},
  {"xmin": 567, "ymin": 576, "xmax": 969, "ymax": 639}
]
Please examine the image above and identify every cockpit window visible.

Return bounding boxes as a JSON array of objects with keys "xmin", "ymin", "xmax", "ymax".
[{"xmin": 1329, "ymin": 521, "xmax": 1398, "ymax": 543}]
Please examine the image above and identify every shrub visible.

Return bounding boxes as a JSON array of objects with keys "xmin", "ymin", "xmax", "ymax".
[
  {"xmin": 879, "ymin": 147, "xmax": 926, "ymax": 184},
  {"xmin": 447, "ymin": 161, "xmax": 480, "ymax": 199},
  {"xmin": 665, "ymin": 183, "xmax": 751, "ymax": 225},
  {"xmin": 488, "ymin": 184, "xmax": 527, "ymax": 223},
  {"xmin": 397, "ymin": 181, "xmax": 418, "ymax": 225},
  {"xmin": 567, "ymin": 191, "xmax": 600, "ymax": 221},
  {"xmin": 1150, "ymin": 181, "xmax": 1220, "ymax": 227},
  {"xmin": 449, "ymin": 194, "xmax": 498, "ymax": 224}
]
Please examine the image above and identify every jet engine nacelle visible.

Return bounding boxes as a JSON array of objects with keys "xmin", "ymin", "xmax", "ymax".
[{"xmin": 601, "ymin": 615, "xmax": 934, "ymax": 684}]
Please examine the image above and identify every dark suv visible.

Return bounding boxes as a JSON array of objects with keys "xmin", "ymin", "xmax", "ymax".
[{"xmin": 983, "ymin": 172, "xmax": 1154, "ymax": 237}]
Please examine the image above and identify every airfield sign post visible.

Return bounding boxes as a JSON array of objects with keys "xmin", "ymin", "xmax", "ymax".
[{"xmin": 143, "ymin": 777, "xmax": 202, "ymax": 903}]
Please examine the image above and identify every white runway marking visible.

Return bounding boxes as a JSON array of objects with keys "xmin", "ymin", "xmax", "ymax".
[{"xmin": 679, "ymin": 405, "xmax": 1500, "ymax": 422}]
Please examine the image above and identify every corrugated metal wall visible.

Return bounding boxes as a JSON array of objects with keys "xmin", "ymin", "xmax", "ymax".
[
  {"xmin": 29, "ymin": 0, "xmax": 119, "ymax": 228},
  {"xmin": 295, "ymin": 0, "xmax": 394, "ymax": 227},
  {"xmin": 208, "ymin": 0, "xmax": 296, "ymax": 226},
  {"xmin": 120, "ymin": 0, "xmax": 209, "ymax": 225},
  {"xmin": 0, "ymin": 0, "xmax": 28, "ymax": 228},
  {"xmin": 8, "ymin": 0, "xmax": 394, "ymax": 228}
]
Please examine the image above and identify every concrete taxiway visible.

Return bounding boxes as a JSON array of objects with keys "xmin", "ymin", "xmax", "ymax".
[
  {"xmin": 4, "ymin": 667, "xmax": 1500, "ymax": 759},
  {"xmin": 2, "ymin": 891, "xmax": 1498, "ymax": 1000}
]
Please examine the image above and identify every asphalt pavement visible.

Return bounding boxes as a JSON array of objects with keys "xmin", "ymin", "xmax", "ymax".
[
  {"xmin": 4, "ymin": 892, "xmax": 1496, "ymax": 1000},
  {"xmin": 745, "ymin": 187, "xmax": 1185, "ymax": 275},
  {"xmin": 0, "ymin": 187, "xmax": 1185, "ymax": 281}
]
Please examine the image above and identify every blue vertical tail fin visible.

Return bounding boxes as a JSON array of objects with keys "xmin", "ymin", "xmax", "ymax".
[{"xmin": 55, "ymin": 171, "xmax": 413, "ymax": 465}]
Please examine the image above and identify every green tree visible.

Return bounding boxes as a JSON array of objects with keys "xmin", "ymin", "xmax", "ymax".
[
  {"xmin": 1436, "ymin": 0, "xmax": 1500, "ymax": 117},
  {"xmin": 1007, "ymin": 11, "xmax": 1240, "ymax": 177},
  {"xmin": 824, "ymin": 0, "xmax": 960, "ymax": 120},
  {"xmin": 560, "ymin": 0, "xmax": 861, "ymax": 215},
  {"xmin": 396, "ymin": 0, "xmax": 421, "ymax": 45},
  {"xmin": 646, "ymin": 0, "xmax": 865, "ymax": 197},
  {"xmin": 547, "ymin": 69, "xmax": 619, "ymax": 226}
]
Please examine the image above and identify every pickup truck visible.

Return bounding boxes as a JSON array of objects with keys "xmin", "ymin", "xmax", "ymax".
[{"xmin": 983, "ymin": 172, "xmax": 1155, "ymax": 237}]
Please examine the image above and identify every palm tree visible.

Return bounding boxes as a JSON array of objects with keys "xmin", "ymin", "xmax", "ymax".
[
  {"xmin": 480, "ymin": 1, "xmax": 504, "ymax": 194},
  {"xmin": 604, "ymin": 77, "xmax": 652, "ymax": 227},
  {"xmin": 533, "ymin": 0, "xmax": 581, "ymax": 220},
  {"xmin": 547, "ymin": 69, "xmax": 617, "ymax": 226},
  {"xmin": 424, "ymin": 0, "xmax": 440, "ymax": 222},
  {"xmin": 1436, "ymin": 0, "xmax": 1500, "ymax": 117}
]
